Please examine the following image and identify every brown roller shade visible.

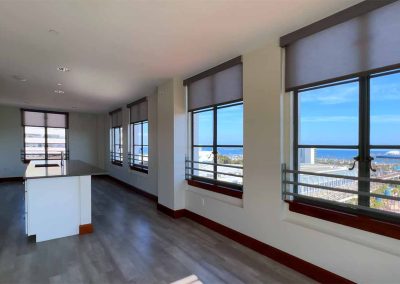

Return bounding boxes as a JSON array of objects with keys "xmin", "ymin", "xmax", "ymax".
[
  {"xmin": 47, "ymin": 113, "xmax": 68, "ymax": 128},
  {"xmin": 109, "ymin": 108, "xmax": 122, "ymax": 128},
  {"xmin": 22, "ymin": 111, "xmax": 45, "ymax": 127},
  {"xmin": 185, "ymin": 57, "xmax": 242, "ymax": 111},
  {"xmin": 127, "ymin": 97, "xmax": 148, "ymax": 123},
  {"xmin": 283, "ymin": 0, "xmax": 400, "ymax": 91},
  {"xmin": 22, "ymin": 109, "xmax": 68, "ymax": 128}
]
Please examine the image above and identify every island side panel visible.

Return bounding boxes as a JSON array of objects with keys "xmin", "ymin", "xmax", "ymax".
[
  {"xmin": 26, "ymin": 176, "xmax": 80, "ymax": 242},
  {"xmin": 79, "ymin": 175, "xmax": 92, "ymax": 226}
]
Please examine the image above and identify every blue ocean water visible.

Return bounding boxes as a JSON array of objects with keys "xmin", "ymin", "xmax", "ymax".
[
  {"xmin": 197, "ymin": 147, "xmax": 243, "ymax": 156},
  {"xmin": 197, "ymin": 147, "xmax": 400, "ymax": 164},
  {"xmin": 316, "ymin": 149, "xmax": 400, "ymax": 164}
]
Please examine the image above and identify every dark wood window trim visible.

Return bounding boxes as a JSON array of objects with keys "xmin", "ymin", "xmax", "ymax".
[
  {"xmin": 110, "ymin": 126, "xmax": 123, "ymax": 165},
  {"xmin": 189, "ymin": 102, "xmax": 244, "ymax": 195},
  {"xmin": 129, "ymin": 121, "xmax": 148, "ymax": 172},
  {"xmin": 130, "ymin": 165, "xmax": 148, "ymax": 174},
  {"xmin": 286, "ymin": 200, "xmax": 400, "ymax": 240},
  {"xmin": 183, "ymin": 56, "xmax": 242, "ymax": 86},
  {"xmin": 291, "ymin": 69, "xmax": 400, "ymax": 240},
  {"xmin": 187, "ymin": 179, "xmax": 243, "ymax": 199},
  {"xmin": 280, "ymin": 0, "xmax": 396, "ymax": 47},
  {"xmin": 21, "ymin": 109, "xmax": 69, "ymax": 162},
  {"xmin": 111, "ymin": 160, "xmax": 123, "ymax": 167}
]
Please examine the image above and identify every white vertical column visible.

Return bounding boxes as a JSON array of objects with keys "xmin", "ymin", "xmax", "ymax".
[{"xmin": 157, "ymin": 78, "xmax": 187, "ymax": 210}]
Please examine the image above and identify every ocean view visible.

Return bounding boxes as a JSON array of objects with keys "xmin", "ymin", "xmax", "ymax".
[
  {"xmin": 199, "ymin": 148, "xmax": 400, "ymax": 163},
  {"xmin": 315, "ymin": 149, "xmax": 400, "ymax": 164}
]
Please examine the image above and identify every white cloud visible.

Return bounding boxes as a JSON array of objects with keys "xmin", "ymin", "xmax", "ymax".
[
  {"xmin": 371, "ymin": 115, "xmax": 400, "ymax": 123},
  {"xmin": 301, "ymin": 116, "xmax": 357, "ymax": 123},
  {"xmin": 300, "ymin": 85, "xmax": 358, "ymax": 105},
  {"xmin": 370, "ymin": 83, "xmax": 400, "ymax": 101},
  {"xmin": 302, "ymin": 115, "xmax": 400, "ymax": 124}
]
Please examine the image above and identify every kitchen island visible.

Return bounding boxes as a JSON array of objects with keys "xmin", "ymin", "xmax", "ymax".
[{"xmin": 24, "ymin": 160, "xmax": 106, "ymax": 242}]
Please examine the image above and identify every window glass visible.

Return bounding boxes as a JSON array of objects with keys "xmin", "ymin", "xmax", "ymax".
[
  {"xmin": 369, "ymin": 72, "xmax": 400, "ymax": 214},
  {"xmin": 143, "ymin": 122, "xmax": 148, "ymax": 145},
  {"xmin": 370, "ymin": 72, "xmax": 400, "ymax": 146},
  {"xmin": 134, "ymin": 123, "xmax": 142, "ymax": 145},
  {"xmin": 369, "ymin": 149, "xmax": 400, "ymax": 214},
  {"xmin": 47, "ymin": 128, "xmax": 66, "ymax": 159},
  {"xmin": 299, "ymin": 81, "xmax": 359, "ymax": 145},
  {"xmin": 142, "ymin": 146, "xmax": 149, "ymax": 166},
  {"xmin": 24, "ymin": 124, "xmax": 67, "ymax": 161},
  {"xmin": 134, "ymin": 146, "xmax": 142, "ymax": 164},
  {"xmin": 111, "ymin": 127, "xmax": 123, "ymax": 163},
  {"xmin": 217, "ymin": 147, "xmax": 243, "ymax": 185},
  {"xmin": 217, "ymin": 104, "xmax": 243, "ymax": 145},
  {"xmin": 296, "ymin": 81, "xmax": 360, "ymax": 206},
  {"xmin": 192, "ymin": 146, "xmax": 214, "ymax": 179},
  {"xmin": 190, "ymin": 102, "xmax": 243, "ymax": 187},
  {"xmin": 24, "ymin": 126, "xmax": 46, "ymax": 160},
  {"xmin": 193, "ymin": 109, "xmax": 213, "ymax": 146},
  {"xmin": 129, "ymin": 121, "xmax": 148, "ymax": 169},
  {"xmin": 297, "ymin": 147, "xmax": 358, "ymax": 204},
  {"xmin": 294, "ymin": 75, "xmax": 400, "ymax": 218}
]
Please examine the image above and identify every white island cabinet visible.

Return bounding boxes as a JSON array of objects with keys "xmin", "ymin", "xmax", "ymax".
[{"xmin": 24, "ymin": 160, "xmax": 106, "ymax": 242}]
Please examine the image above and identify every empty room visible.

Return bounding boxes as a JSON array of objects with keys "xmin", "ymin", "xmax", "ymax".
[{"xmin": 1, "ymin": 0, "xmax": 400, "ymax": 283}]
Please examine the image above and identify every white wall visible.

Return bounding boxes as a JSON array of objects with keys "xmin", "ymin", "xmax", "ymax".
[
  {"xmin": 69, "ymin": 112, "xmax": 103, "ymax": 166},
  {"xmin": 0, "ymin": 105, "xmax": 105, "ymax": 178},
  {"xmin": 184, "ymin": 41, "xmax": 400, "ymax": 283},
  {"xmin": 0, "ymin": 105, "xmax": 25, "ymax": 177},
  {"xmin": 105, "ymin": 93, "xmax": 158, "ymax": 197}
]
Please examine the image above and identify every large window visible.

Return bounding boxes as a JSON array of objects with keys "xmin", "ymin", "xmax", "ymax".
[
  {"xmin": 191, "ymin": 102, "xmax": 243, "ymax": 189},
  {"xmin": 185, "ymin": 57, "xmax": 243, "ymax": 194},
  {"xmin": 281, "ymin": 1, "xmax": 400, "ymax": 236},
  {"xmin": 109, "ymin": 109, "xmax": 123, "ymax": 166},
  {"xmin": 293, "ymin": 69, "xmax": 400, "ymax": 221},
  {"xmin": 21, "ymin": 110, "xmax": 68, "ymax": 162},
  {"xmin": 127, "ymin": 97, "xmax": 148, "ymax": 173},
  {"xmin": 110, "ymin": 127, "xmax": 123, "ymax": 165},
  {"xmin": 129, "ymin": 121, "xmax": 148, "ymax": 173}
]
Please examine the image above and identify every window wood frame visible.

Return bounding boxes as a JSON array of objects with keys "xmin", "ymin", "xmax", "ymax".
[
  {"xmin": 189, "ymin": 101, "xmax": 243, "ymax": 193},
  {"xmin": 21, "ymin": 109, "xmax": 69, "ymax": 163},
  {"xmin": 129, "ymin": 120, "xmax": 148, "ymax": 174},
  {"xmin": 110, "ymin": 126, "xmax": 123, "ymax": 166},
  {"xmin": 292, "ymin": 68, "xmax": 400, "ymax": 226}
]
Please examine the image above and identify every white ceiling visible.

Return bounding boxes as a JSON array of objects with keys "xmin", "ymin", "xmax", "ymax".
[{"xmin": 0, "ymin": 0, "xmax": 362, "ymax": 113}]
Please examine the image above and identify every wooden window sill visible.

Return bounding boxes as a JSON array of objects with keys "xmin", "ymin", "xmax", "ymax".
[
  {"xmin": 187, "ymin": 179, "xmax": 243, "ymax": 199},
  {"xmin": 130, "ymin": 165, "xmax": 148, "ymax": 174},
  {"xmin": 286, "ymin": 200, "xmax": 400, "ymax": 240},
  {"xmin": 111, "ymin": 161, "xmax": 123, "ymax": 167}
]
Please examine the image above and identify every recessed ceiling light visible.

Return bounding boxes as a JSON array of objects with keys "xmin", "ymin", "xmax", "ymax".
[
  {"xmin": 54, "ymin": 90, "xmax": 64, "ymax": 94},
  {"xmin": 12, "ymin": 75, "xmax": 27, "ymax": 82},
  {"xmin": 48, "ymin": 29, "xmax": 59, "ymax": 35},
  {"xmin": 57, "ymin": 83, "xmax": 62, "ymax": 86},
  {"xmin": 57, "ymin": 67, "xmax": 70, "ymax": 72}
]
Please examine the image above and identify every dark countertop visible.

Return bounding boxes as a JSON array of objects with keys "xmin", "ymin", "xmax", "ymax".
[{"xmin": 24, "ymin": 160, "xmax": 107, "ymax": 179}]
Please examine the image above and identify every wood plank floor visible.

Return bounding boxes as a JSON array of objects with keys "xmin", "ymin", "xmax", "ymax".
[{"xmin": 0, "ymin": 177, "xmax": 315, "ymax": 284}]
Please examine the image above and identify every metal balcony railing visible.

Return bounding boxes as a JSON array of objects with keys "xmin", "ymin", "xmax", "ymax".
[
  {"xmin": 21, "ymin": 150, "xmax": 69, "ymax": 162},
  {"xmin": 185, "ymin": 159, "xmax": 243, "ymax": 188},
  {"xmin": 128, "ymin": 153, "xmax": 148, "ymax": 170},
  {"xmin": 110, "ymin": 151, "xmax": 123, "ymax": 164},
  {"xmin": 281, "ymin": 163, "xmax": 400, "ymax": 216}
]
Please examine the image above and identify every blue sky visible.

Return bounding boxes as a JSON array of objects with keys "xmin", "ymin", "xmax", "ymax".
[
  {"xmin": 300, "ymin": 72, "xmax": 400, "ymax": 146},
  {"xmin": 194, "ymin": 71, "xmax": 400, "ymax": 147},
  {"xmin": 194, "ymin": 104, "xmax": 243, "ymax": 146}
]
